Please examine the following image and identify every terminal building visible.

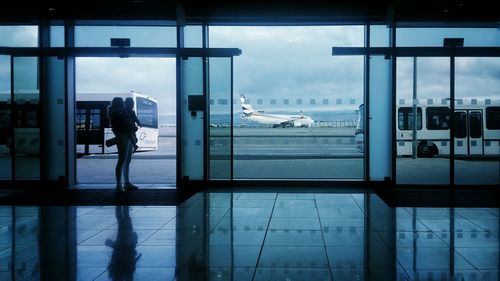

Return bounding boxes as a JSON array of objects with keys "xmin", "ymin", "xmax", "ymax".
[{"xmin": 0, "ymin": 1, "xmax": 499, "ymax": 280}]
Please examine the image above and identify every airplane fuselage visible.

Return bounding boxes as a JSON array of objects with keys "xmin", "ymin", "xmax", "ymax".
[
  {"xmin": 240, "ymin": 94, "xmax": 314, "ymax": 127},
  {"xmin": 243, "ymin": 112, "xmax": 314, "ymax": 127}
]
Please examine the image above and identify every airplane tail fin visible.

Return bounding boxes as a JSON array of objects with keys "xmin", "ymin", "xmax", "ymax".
[{"xmin": 240, "ymin": 94, "xmax": 254, "ymax": 115}]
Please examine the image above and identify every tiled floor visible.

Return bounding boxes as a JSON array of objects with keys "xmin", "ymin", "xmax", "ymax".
[{"xmin": 0, "ymin": 192, "xmax": 498, "ymax": 281}]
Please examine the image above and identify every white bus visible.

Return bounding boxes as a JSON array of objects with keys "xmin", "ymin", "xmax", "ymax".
[
  {"xmin": 0, "ymin": 92, "xmax": 40, "ymax": 155},
  {"xmin": 355, "ymin": 99, "xmax": 500, "ymax": 157},
  {"xmin": 77, "ymin": 91, "xmax": 159, "ymax": 155},
  {"xmin": 396, "ymin": 98, "xmax": 500, "ymax": 157}
]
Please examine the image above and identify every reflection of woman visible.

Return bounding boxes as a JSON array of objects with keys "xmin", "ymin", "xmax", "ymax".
[
  {"xmin": 105, "ymin": 206, "xmax": 141, "ymax": 281},
  {"xmin": 109, "ymin": 97, "xmax": 138, "ymax": 192}
]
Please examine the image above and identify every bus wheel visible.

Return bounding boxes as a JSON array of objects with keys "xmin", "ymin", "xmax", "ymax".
[{"xmin": 417, "ymin": 142, "xmax": 433, "ymax": 158}]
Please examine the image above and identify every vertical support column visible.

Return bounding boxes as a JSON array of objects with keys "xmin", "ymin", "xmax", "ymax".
[
  {"xmin": 176, "ymin": 14, "xmax": 184, "ymax": 188},
  {"xmin": 450, "ymin": 56, "xmax": 455, "ymax": 187},
  {"xmin": 66, "ymin": 23, "xmax": 76, "ymax": 187},
  {"xmin": 364, "ymin": 25, "xmax": 370, "ymax": 181},
  {"xmin": 412, "ymin": 57, "xmax": 418, "ymax": 159},
  {"xmin": 40, "ymin": 23, "xmax": 67, "ymax": 186},
  {"xmin": 202, "ymin": 24, "xmax": 209, "ymax": 181},
  {"xmin": 367, "ymin": 24, "xmax": 393, "ymax": 182}
]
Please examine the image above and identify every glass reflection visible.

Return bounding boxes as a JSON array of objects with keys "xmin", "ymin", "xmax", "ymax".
[
  {"xmin": 0, "ymin": 56, "xmax": 11, "ymax": 180},
  {"xmin": 74, "ymin": 26, "xmax": 176, "ymax": 48},
  {"xmin": 396, "ymin": 57, "xmax": 451, "ymax": 184},
  {"xmin": 209, "ymin": 26, "xmax": 365, "ymax": 180},
  {"xmin": 13, "ymin": 56, "xmax": 40, "ymax": 180},
  {"xmin": 455, "ymin": 57, "xmax": 500, "ymax": 185},
  {"xmin": 0, "ymin": 194, "xmax": 498, "ymax": 281},
  {"xmin": 105, "ymin": 206, "xmax": 141, "ymax": 280}
]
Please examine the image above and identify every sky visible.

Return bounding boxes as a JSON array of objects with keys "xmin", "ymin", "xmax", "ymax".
[{"xmin": 1, "ymin": 25, "xmax": 499, "ymax": 116}]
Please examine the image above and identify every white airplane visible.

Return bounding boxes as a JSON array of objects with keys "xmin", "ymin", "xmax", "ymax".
[{"xmin": 240, "ymin": 94, "xmax": 314, "ymax": 128}]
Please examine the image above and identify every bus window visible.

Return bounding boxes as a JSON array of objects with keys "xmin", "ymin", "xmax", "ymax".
[
  {"xmin": 469, "ymin": 112, "xmax": 482, "ymax": 138},
  {"xmin": 136, "ymin": 97, "xmax": 158, "ymax": 128},
  {"xmin": 454, "ymin": 112, "xmax": 467, "ymax": 138},
  {"xmin": 486, "ymin": 107, "xmax": 500, "ymax": 130},
  {"xmin": 76, "ymin": 108, "xmax": 86, "ymax": 131},
  {"xmin": 398, "ymin": 107, "xmax": 422, "ymax": 130},
  {"xmin": 426, "ymin": 107, "xmax": 450, "ymax": 130},
  {"xmin": 16, "ymin": 104, "xmax": 39, "ymax": 128},
  {"xmin": 90, "ymin": 109, "xmax": 100, "ymax": 130}
]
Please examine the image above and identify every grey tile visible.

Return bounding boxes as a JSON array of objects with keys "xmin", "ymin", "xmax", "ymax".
[
  {"xmin": 95, "ymin": 267, "xmax": 176, "ymax": 281},
  {"xmin": 254, "ymin": 268, "xmax": 332, "ymax": 281},
  {"xmin": 274, "ymin": 199, "xmax": 317, "ymax": 209},
  {"xmin": 277, "ymin": 193, "xmax": 315, "ymax": 200},
  {"xmin": 456, "ymin": 247, "xmax": 499, "ymax": 270},
  {"xmin": 258, "ymin": 246, "xmax": 329, "ymax": 268},
  {"xmin": 272, "ymin": 207, "xmax": 318, "ymax": 218},
  {"xmin": 210, "ymin": 229, "xmax": 266, "ymax": 246},
  {"xmin": 76, "ymin": 266, "xmax": 107, "ymax": 281},
  {"xmin": 265, "ymin": 229, "xmax": 324, "ymax": 246},
  {"xmin": 135, "ymin": 246, "xmax": 177, "ymax": 267},
  {"xmin": 269, "ymin": 217, "xmax": 321, "ymax": 230},
  {"xmin": 204, "ymin": 245, "xmax": 261, "ymax": 268},
  {"xmin": 233, "ymin": 207, "xmax": 273, "ymax": 218},
  {"xmin": 139, "ymin": 230, "xmax": 176, "ymax": 246}
]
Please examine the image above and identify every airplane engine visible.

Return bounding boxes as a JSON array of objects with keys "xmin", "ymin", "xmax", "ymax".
[{"xmin": 293, "ymin": 122, "xmax": 302, "ymax": 127}]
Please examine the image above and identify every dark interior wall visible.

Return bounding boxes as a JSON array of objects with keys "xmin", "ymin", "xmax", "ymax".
[{"xmin": 1, "ymin": 1, "xmax": 499, "ymax": 24}]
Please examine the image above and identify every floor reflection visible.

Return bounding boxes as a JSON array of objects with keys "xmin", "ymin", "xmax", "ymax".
[
  {"xmin": 0, "ymin": 192, "xmax": 498, "ymax": 281},
  {"xmin": 105, "ymin": 206, "xmax": 141, "ymax": 281}
]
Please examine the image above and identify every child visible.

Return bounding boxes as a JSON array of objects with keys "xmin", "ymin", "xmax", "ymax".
[{"xmin": 124, "ymin": 97, "xmax": 142, "ymax": 152}]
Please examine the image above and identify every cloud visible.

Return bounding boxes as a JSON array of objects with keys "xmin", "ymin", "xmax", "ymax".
[
  {"xmin": 397, "ymin": 56, "xmax": 500, "ymax": 101},
  {"xmin": 2, "ymin": 25, "xmax": 499, "ymax": 113},
  {"xmin": 0, "ymin": 26, "xmax": 37, "ymax": 47},
  {"xmin": 210, "ymin": 26, "xmax": 365, "ymax": 111},
  {"xmin": 76, "ymin": 58, "xmax": 176, "ymax": 113}
]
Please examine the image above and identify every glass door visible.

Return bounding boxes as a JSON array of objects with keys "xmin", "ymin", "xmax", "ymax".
[
  {"xmin": 208, "ymin": 57, "xmax": 233, "ymax": 180},
  {"xmin": 180, "ymin": 55, "xmax": 235, "ymax": 182},
  {"xmin": 180, "ymin": 56, "xmax": 205, "ymax": 181},
  {"xmin": 454, "ymin": 110, "xmax": 483, "ymax": 155},
  {"xmin": 12, "ymin": 56, "xmax": 41, "ymax": 180},
  {"xmin": 395, "ymin": 57, "xmax": 451, "ymax": 185},
  {"xmin": 0, "ymin": 56, "xmax": 11, "ymax": 180}
]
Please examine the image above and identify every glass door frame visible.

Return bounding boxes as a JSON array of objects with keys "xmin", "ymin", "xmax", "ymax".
[
  {"xmin": 0, "ymin": 42, "xmax": 241, "ymax": 189},
  {"xmin": 332, "ymin": 26, "xmax": 500, "ymax": 187}
]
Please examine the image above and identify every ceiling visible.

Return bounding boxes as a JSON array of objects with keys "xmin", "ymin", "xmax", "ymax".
[{"xmin": 1, "ymin": 0, "xmax": 499, "ymax": 24}]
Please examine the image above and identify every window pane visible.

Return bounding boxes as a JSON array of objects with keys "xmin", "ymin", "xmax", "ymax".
[
  {"xmin": 136, "ymin": 97, "xmax": 158, "ymax": 128},
  {"xmin": 13, "ymin": 57, "xmax": 40, "ymax": 180},
  {"xmin": 455, "ymin": 57, "xmax": 499, "ymax": 185},
  {"xmin": 398, "ymin": 107, "xmax": 422, "ymax": 130},
  {"xmin": 210, "ymin": 26, "xmax": 364, "ymax": 180},
  {"xmin": 426, "ymin": 107, "xmax": 450, "ymax": 130},
  {"xmin": 397, "ymin": 27, "xmax": 500, "ymax": 47},
  {"xmin": 454, "ymin": 112, "xmax": 467, "ymax": 138},
  {"xmin": 486, "ymin": 107, "xmax": 500, "ymax": 130},
  {"xmin": 469, "ymin": 112, "xmax": 482, "ymax": 138},
  {"xmin": 50, "ymin": 26, "xmax": 65, "ymax": 47},
  {"xmin": 396, "ymin": 57, "xmax": 450, "ymax": 185},
  {"xmin": 0, "ymin": 26, "xmax": 38, "ymax": 47},
  {"xmin": 75, "ymin": 26, "xmax": 176, "ymax": 47}
]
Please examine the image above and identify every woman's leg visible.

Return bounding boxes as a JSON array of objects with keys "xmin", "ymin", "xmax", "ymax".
[
  {"xmin": 115, "ymin": 134, "xmax": 128, "ymax": 190},
  {"xmin": 123, "ymin": 138, "xmax": 133, "ymax": 184}
]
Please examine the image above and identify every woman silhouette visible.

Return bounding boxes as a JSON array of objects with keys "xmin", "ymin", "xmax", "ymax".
[{"xmin": 108, "ymin": 97, "xmax": 138, "ymax": 192}]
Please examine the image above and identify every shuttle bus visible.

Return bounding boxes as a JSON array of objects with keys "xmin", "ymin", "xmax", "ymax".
[
  {"xmin": 356, "ymin": 98, "xmax": 500, "ymax": 157},
  {"xmin": 77, "ymin": 91, "xmax": 159, "ymax": 155},
  {"xmin": 0, "ymin": 92, "xmax": 40, "ymax": 155}
]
